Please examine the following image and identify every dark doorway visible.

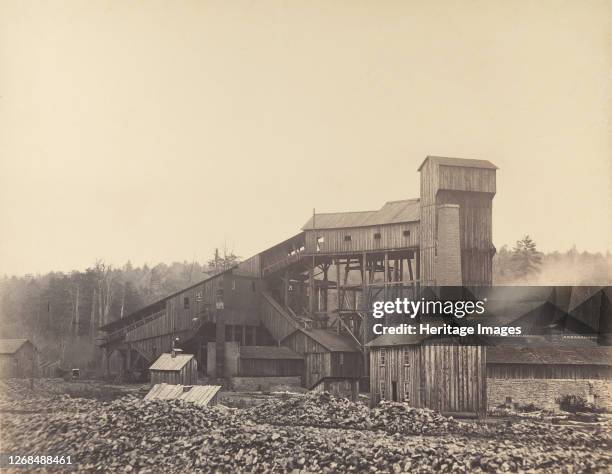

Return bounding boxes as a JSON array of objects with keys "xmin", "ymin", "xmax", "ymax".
[{"xmin": 391, "ymin": 381, "xmax": 398, "ymax": 402}]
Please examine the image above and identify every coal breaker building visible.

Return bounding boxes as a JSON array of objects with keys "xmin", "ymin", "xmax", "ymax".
[{"xmin": 99, "ymin": 156, "xmax": 497, "ymax": 400}]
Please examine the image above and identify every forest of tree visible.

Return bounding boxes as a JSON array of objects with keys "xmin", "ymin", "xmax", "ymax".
[
  {"xmin": 0, "ymin": 240, "xmax": 609, "ymax": 370},
  {"xmin": 0, "ymin": 251, "xmax": 240, "ymax": 369}
]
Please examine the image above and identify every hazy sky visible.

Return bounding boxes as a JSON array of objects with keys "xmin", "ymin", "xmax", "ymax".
[{"xmin": 1, "ymin": 0, "xmax": 610, "ymax": 276}]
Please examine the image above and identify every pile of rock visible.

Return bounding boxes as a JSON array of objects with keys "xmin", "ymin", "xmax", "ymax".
[
  {"xmin": 248, "ymin": 391, "xmax": 372, "ymax": 430},
  {"xmin": 1, "ymin": 391, "xmax": 611, "ymax": 472}
]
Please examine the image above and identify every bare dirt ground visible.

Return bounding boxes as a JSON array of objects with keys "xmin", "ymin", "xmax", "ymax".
[{"xmin": 0, "ymin": 379, "xmax": 610, "ymax": 473}]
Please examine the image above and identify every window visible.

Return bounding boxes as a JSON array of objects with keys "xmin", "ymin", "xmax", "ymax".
[
  {"xmin": 379, "ymin": 381, "xmax": 386, "ymax": 400},
  {"xmin": 403, "ymin": 230, "xmax": 411, "ymax": 237},
  {"xmin": 339, "ymin": 353, "xmax": 344, "ymax": 366},
  {"xmin": 344, "ymin": 235, "xmax": 352, "ymax": 242},
  {"xmin": 403, "ymin": 382, "xmax": 411, "ymax": 402},
  {"xmin": 183, "ymin": 297, "xmax": 190, "ymax": 309},
  {"xmin": 373, "ymin": 232, "xmax": 381, "ymax": 240},
  {"xmin": 380, "ymin": 348, "xmax": 386, "ymax": 366},
  {"xmin": 316, "ymin": 236, "xmax": 324, "ymax": 251},
  {"xmin": 403, "ymin": 348, "xmax": 410, "ymax": 366},
  {"xmin": 231, "ymin": 279, "xmax": 236, "ymax": 291}
]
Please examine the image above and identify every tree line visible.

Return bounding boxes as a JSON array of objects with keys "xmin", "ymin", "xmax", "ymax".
[{"xmin": 0, "ymin": 252, "xmax": 239, "ymax": 369}]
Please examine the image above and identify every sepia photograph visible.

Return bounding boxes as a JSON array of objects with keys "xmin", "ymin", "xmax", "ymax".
[{"xmin": 0, "ymin": 1, "xmax": 611, "ymax": 472}]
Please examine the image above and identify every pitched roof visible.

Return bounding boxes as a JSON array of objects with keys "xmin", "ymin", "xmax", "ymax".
[
  {"xmin": 417, "ymin": 156, "xmax": 498, "ymax": 171},
  {"xmin": 149, "ymin": 353, "xmax": 194, "ymax": 371},
  {"xmin": 145, "ymin": 383, "xmax": 220, "ymax": 406},
  {"xmin": 299, "ymin": 328, "xmax": 361, "ymax": 352},
  {"xmin": 302, "ymin": 199, "xmax": 420, "ymax": 230},
  {"xmin": 239, "ymin": 346, "xmax": 303, "ymax": 360},
  {"xmin": 487, "ymin": 345, "xmax": 612, "ymax": 366},
  {"xmin": 0, "ymin": 339, "xmax": 31, "ymax": 355}
]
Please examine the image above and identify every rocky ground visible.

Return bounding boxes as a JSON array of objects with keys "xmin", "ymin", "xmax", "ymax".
[{"xmin": 0, "ymin": 380, "xmax": 610, "ymax": 473}]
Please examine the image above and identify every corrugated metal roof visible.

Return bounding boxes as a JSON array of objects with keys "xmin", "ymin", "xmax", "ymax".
[
  {"xmin": 300, "ymin": 329, "xmax": 361, "ymax": 352},
  {"xmin": 144, "ymin": 383, "xmax": 221, "ymax": 406},
  {"xmin": 302, "ymin": 199, "xmax": 420, "ymax": 230},
  {"xmin": 0, "ymin": 339, "xmax": 30, "ymax": 355},
  {"xmin": 149, "ymin": 353, "xmax": 194, "ymax": 371},
  {"xmin": 487, "ymin": 345, "xmax": 612, "ymax": 366},
  {"xmin": 239, "ymin": 346, "xmax": 303, "ymax": 360},
  {"xmin": 417, "ymin": 156, "xmax": 498, "ymax": 171}
]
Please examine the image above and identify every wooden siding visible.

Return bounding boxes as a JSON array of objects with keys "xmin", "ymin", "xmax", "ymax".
[
  {"xmin": 282, "ymin": 330, "xmax": 328, "ymax": 355},
  {"xmin": 438, "ymin": 165, "xmax": 496, "ymax": 194},
  {"xmin": 437, "ymin": 190, "xmax": 494, "ymax": 286},
  {"xmin": 237, "ymin": 254, "xmax": 261, "ymax": 277},
  {"xmin": 126, "ymin": 310, "xmax": 172, "ymax": 343},
  {"xmin": 150, "ymin": 358, "xmax": 198, "ymax": 386},
  {"xmin": 0, "ymin": 343, "xmax": 38, "ymax": 379},
  {"xmin": 370, "ymin": 345, "xmax": 487, "ymax": 414},
  {"xmin": 260, "ymin": 292, "xmax": 300, "ymax": 342},
  {"xmin": 488, "ymin": 363, "xmax": 612, "ymax": 380},
  {"xmin": 304, "ymin": 353, "xmax": 331, "ymax": 388},
  {"xmin": 283, "ymin": 330, "xmax": 362, "ymax": 387},
  {"xmin": 126, "ymin": 273, "xmax": 260, "ymax": 353},
  {"xmin": 238, "ymin": 358, "xmax": 303, "ymax": 377},
  {"xmin": 419, "ymin": 158, "xmax": 438, "ymax": 286},
  {"xmin": 304, "ymin": 222, "xmax": 419, "ymax": 254},
  {"xmin": 260, "ymin": 233, "xmax": 306, "ymax": 275}
]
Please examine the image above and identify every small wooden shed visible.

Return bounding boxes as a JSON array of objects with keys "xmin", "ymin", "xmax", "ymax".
[
  {"xmin": 0, "ymin": 339, "xmax": 38, "ymax": 379},
  {"xmin": 282, "ymin": 328, "xmax": 363, "ymax": 389},
  {"xmin": 367, "ymin": 332, "xmax": 487, "ymax": 416},
  {"xmin": 149, "ymin": 350, "xmax": 198, "ymax": 386}
]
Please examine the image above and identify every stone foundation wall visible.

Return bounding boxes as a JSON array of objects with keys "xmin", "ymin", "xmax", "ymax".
[
  {"xmin": 230, "ymin": 376, "xmax": 302, "ymax": 391},
  {"xmin": 488, "ymin": 378, "xmax": 612, "ymax": 411}
]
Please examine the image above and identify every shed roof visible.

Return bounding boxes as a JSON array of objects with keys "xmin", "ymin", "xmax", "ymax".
[
  {"xmin": 302, "ymin": 199, "xmax": 420, "ymax": 230},
  {"xmin": 417, "ymin": 156, "xmax": 498, "ymax": 171},
  {"xmin": 0, "ymin": 339, "xmax": 31, "ymax": 355},
  {"xmin": 239, "ymin": 346, "xmax": 303, "ymax": 360},
  {"xmin": 145, "ymin": 383, "xmax": 220, "ymax": 406},
  {"xmin": 149, "ymin": 353, "xmax": 194, "ymax": 371},
  {"xmin": 299, "ymin": 329, "xmax": 361, "ymax": 352},
  {"xmin": 487, "ymin": 345, "xmax": 612, "ymax": 366}
]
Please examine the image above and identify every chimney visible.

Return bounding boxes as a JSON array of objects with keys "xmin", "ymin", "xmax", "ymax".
[
  {"xmin": 171, "ymin": 349, "xmax": 176, "ymax": 358},
  {"xmin": 435, "ymin": 204, "xmax": 462, "ymax": 286}
]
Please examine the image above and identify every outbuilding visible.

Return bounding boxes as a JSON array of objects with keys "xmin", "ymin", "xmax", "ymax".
[
  {"xmin": 367, "ymin": 332, "xmax": 487, "ymax": 416},
  {"xmin": 0, "ymin": 339, "xmax": 38, "ymax": 379},
  {"xmin": 149, "ymin": 350, "xmax": 198, "ymax": 386}
]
